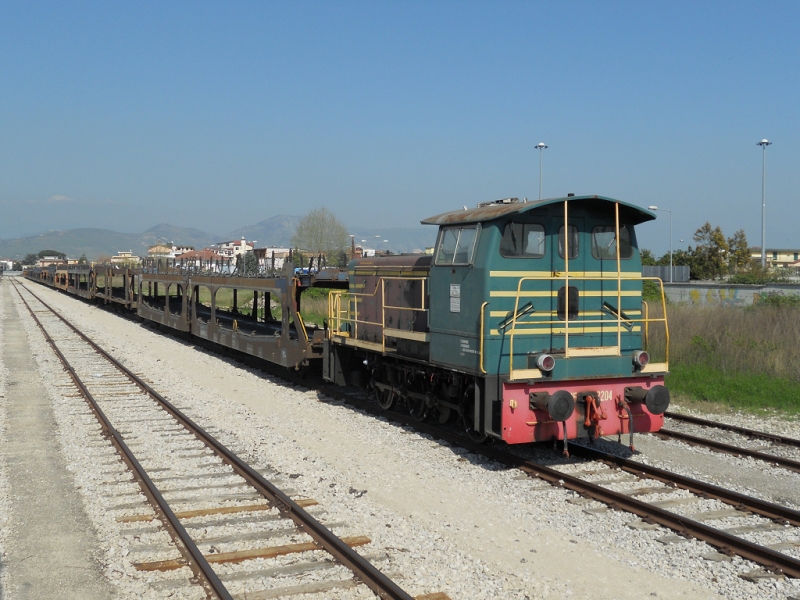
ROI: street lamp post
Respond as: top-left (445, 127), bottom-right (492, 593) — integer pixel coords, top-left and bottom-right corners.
top-left (536, 142), bottom-right (548, 200)
top-left (648, 205), bottom-right (673, 283)
top-left (757, 139), bottom-right (772, 269)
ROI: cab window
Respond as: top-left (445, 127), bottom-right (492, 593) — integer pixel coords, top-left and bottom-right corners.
top-left (435, 226), bottom-right (479, 265)
top-left (591, 225), bottom-right (632, 259)
top-left (558, 225), bottom-right (579, 259)
top-left (500, 223), bottom-right (545, 258)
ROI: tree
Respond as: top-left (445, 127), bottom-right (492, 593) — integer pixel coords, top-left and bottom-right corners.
top-left (640, 249), bottom-right (657, 266)
top-left (12, 261), bottom-right (22, 271)
top-left (290, 208), bottom-right (349, 267)
top-left (235, 251), bottom-right (259, 276)
top-left (726, 229), bottom-right (750, 272)
top-left (38, 249), bottom-right (66, 259)
top-left (690, 222), bottom-right (728, 280)
top-left (78, 254), bottom-right (88, 265)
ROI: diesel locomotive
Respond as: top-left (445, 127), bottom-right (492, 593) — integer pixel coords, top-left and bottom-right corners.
top-left (324, 195), bottom-right (670, 446)
top-left (23, 194), bottom-right (670, 448)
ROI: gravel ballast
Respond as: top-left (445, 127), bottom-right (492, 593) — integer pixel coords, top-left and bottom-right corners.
top-left (5, 277), bottom-right (800, 599)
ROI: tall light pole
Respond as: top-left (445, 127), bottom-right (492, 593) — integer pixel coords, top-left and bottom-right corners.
top-left (536, 142), bottom-right (548, 200)
top-left (648, 205), bottom-right (673, 283)
top-left (757, 139), bottom-right (772, 269)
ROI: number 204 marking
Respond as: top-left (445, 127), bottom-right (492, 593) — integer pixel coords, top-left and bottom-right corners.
top-left (598, 390), bottom-right (613, 402)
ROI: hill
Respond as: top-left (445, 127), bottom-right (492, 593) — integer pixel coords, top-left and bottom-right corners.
top-left (223, 215), bottom-right (301, 248)
top-left (0, 217), bottom-right (437, 260)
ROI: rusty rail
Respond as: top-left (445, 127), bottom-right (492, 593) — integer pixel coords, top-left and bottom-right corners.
top-left (655, 428), bottom-right (800, 474)
top-left (665, 411), bottom-right (800, 449)
top-left (14, 279), bottom-right (415, 600)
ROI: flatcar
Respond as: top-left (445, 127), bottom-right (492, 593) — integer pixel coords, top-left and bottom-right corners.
top-left (21, 193), bottom-right (670, 449)
top-left (323, 195), bottom-right (670, 447)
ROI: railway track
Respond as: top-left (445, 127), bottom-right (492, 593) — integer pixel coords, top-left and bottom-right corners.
top-left (11, 279), bottom-right (440, 600)
top-left (14, 277), bottom-right (800, 588)
top-left (655, 412), bottom-right (800, 474)
top-left (336, 398), bottom-right (800, 581)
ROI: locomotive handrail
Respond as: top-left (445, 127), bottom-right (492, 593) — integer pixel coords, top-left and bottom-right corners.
top-left (327, 276), bottom-right (428, 351)
top-left (506, 274), bottom-right (669, 381)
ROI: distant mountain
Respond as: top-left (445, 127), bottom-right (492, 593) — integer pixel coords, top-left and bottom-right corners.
top-left (0, 225), bottom-right (218, 261)
top-left (140, 224), bottom-right (218, 250)
top-left (0, 228), bottom-right (142, 261)
top-left (225, 215), bottom-right (436, 254)
top-left (223, 215), bottom-right (301, 248)
top-left (0, 216), bottom-right (439, 260)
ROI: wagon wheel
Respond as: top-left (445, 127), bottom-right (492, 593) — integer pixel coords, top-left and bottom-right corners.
top-left (378, 387), bottom-right (396, 410)
top-left (462, 384), bottom-right (487, 443)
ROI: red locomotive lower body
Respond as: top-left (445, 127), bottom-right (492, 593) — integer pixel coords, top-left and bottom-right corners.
top-left (500, 376), bottom-right (668, 446)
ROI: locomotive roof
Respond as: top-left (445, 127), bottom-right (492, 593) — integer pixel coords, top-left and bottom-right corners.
top-left (420, 195), bottom-right (656, 226)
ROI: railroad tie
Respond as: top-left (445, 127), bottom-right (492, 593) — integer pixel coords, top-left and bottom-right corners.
top-left (133, 535), bottom-right (371, 571)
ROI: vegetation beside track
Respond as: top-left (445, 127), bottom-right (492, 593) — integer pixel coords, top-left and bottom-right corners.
top-left (659, 302), bottom-right (800, 415)
top-left (300, 287), bottom-right (338, 326)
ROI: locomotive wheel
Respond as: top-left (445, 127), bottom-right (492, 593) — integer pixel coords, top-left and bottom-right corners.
top-left (378, 387), bottom-right (396, 410)
top-left (407, 395), bottom-right (429, 421)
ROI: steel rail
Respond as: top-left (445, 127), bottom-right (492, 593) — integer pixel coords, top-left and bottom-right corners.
top-left (655, 428), bottom-right (800, 474)
top-left (11, 281), bottom-right (233, 600)
top-left (666, 411), bottom-right (800, 449)
top-left (15, 279), bottom-right (414, 600)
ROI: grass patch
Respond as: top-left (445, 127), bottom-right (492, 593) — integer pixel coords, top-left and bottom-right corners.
top-left (666, 362), bottom-right (800, 415)
top-left (299, 287), bottom-right (344, 327)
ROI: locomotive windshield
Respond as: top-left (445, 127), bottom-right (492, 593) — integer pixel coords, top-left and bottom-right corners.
top-left (591, 225), bottom-right (633, 259)
top-left (435, 225), bottom-right (479, 265)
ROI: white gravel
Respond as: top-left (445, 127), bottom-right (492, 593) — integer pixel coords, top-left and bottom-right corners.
top-left (8, 278), bottom-right (800, 599)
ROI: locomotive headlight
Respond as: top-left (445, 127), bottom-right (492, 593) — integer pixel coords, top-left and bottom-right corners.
top-left (632, 350), bottom-right (649, 369)
top-left (536, 354), bottom-right (555, 372)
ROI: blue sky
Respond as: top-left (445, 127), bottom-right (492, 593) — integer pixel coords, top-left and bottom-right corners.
top-left (1, 1), bottom-right (798, 255)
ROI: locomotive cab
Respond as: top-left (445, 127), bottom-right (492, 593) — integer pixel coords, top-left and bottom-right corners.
top-left (423, 195), bottom-right (670, 444)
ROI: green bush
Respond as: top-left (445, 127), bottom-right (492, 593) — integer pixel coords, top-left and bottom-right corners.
top-left (755, 291), bottom-right (800, 309)
top-left (642, 280), bottom-right (665, 303)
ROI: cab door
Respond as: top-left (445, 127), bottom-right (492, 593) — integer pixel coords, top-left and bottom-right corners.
top-left (428, 224), bottom-right (482, 372)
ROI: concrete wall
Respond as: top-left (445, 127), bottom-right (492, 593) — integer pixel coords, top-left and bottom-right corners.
top-left (643, 265), bottom-right (690, 283)
top-left (663, 283), bottom-right (800, 306)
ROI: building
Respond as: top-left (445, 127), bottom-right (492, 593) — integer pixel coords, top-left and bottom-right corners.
top-left (110, 251), bottom-right (141, 266)
top-left (750, 248), bottom-right (800, 269)
top-left (147, 243), bottom-right (195, 259)
top-left (36, 256), bottom-right (75, 267)
top-left (215, 238), bottom-right (254, 259)
top-left (253, 247), bottom-right (290, 271)
top-left (175, 249), bottom-right (225, 269)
